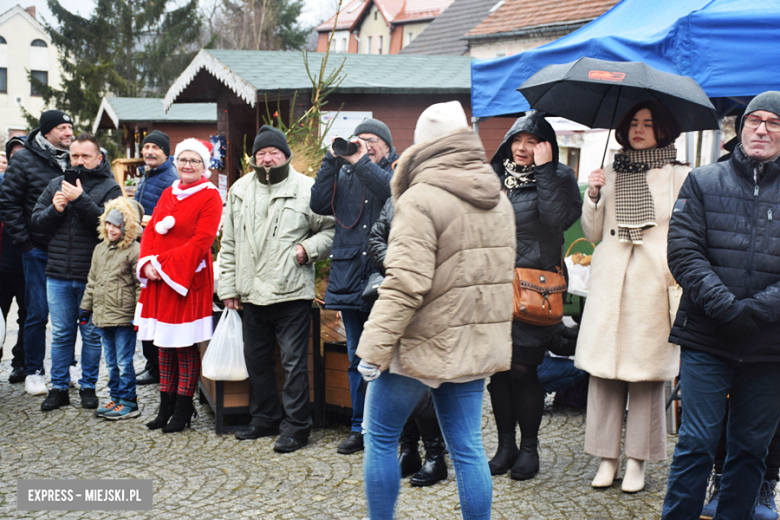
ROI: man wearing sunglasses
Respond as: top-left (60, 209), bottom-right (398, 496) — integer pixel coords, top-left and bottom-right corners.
top-left (310, 118), bottom-right (398, 455)
top-left (663, 91), bottom-right (780, 519)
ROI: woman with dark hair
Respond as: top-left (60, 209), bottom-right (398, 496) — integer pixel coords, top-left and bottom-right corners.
top-left (575, 100), bottom-right (690, 493)
top-left (137, 138), bottom-right (222, 433)
top-left (486, 112), bottom-right (582, 481)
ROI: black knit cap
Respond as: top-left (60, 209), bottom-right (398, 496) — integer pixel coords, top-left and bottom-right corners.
top-left (353, 118), bottom-right (392, 148)
top-left (39, 110), bottom-right (72, 136)
top-left (141, 130), bottom-right (170, 158)
top-left (252, 125), bottom-right (291, 158)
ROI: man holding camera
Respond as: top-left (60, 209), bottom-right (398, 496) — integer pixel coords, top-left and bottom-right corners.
top-left (0, 110), bottom-right (74, 395)
top-left (30, 133), bottom-right (122, 411)
top-left (310, 118), bottom-right (398, 454)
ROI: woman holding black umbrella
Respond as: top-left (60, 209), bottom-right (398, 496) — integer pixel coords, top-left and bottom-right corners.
top-left (574, 100), bottom-right (690, 493)
top-left (486, 112), bottom-right (582, 480)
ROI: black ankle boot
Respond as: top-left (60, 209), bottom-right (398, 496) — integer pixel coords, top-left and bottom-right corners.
top-left (146, 392), bottom-right (176, 430)
top-left (410, 437), bottom-right (448, 487)
top-left (489, 433), bottom-right (520, 476)
top-left (510, 438), bottom-right (539, 480)
top-left (161, 395), bottom-right (196, 433)
top-left (399, 434), bottom-right (422, 477)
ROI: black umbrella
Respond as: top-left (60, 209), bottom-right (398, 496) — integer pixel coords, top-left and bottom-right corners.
top-left (518, 57), bottom-right (719, 165)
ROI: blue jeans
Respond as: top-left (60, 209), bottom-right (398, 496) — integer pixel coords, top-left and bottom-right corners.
top-left (97, 326), bottom-right (137, 401)
top-left (662, 348), bottom-right (780, 520)
top-left (341, 309), bottom-right (370, 432)
top-left (537, 356), bottom-right (586, 394)
top-left (364, 374), bottom-right (491, 519)
top-left (22, 247), bottom-right (49, 375)
top-left (46, 278), bottom-right (102, 391)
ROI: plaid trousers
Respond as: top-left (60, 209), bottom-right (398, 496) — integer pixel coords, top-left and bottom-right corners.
top-left (158, 345), bottom-right (201, 397)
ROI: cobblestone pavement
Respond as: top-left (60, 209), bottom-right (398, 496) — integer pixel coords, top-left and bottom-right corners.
top-left (1, 302), bottom-right (677, 519)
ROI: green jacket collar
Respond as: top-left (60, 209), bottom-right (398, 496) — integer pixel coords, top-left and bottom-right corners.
top-left (250, 156), bottom-right (291, 185)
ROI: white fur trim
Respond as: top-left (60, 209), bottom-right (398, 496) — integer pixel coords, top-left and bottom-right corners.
top-left (171, 179), bottom-right (219, 199)
top-left (175, 138), bottom-right (211, 177)
top-left (136, 256), bottom-right (156, 287)
top-left (155, 215), bottom-right (176, 234)
top-left (136, 315), bottom-right (213, 347)
top-left (151, 257), bottom-right (188, 297)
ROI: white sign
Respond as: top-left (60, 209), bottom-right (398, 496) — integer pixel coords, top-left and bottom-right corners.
top-left (320, 111), bottom-right (373, 148)
top-left (218, 174), bottom-right (228, 202)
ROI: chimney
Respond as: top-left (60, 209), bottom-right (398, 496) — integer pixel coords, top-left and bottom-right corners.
top-left (25, 6), bottom-right (36, 19)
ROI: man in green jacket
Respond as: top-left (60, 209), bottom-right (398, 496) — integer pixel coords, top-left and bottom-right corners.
top-left (218, 125), bottom-right (335, 453)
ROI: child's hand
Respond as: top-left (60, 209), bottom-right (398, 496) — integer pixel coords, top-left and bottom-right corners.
top-left (78, 310), bottom-right (91, 326)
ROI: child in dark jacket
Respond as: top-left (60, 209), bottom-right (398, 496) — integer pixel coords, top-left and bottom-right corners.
top-left (80, 197), bottom-right (143, 419)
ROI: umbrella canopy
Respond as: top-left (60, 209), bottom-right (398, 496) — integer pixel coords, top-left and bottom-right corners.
top-left (518, 57), bottom-right (719, 132)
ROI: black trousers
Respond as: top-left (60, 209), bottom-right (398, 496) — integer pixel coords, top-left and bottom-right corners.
top-left (141, 340), bottom-right (159, 375)
top-left (243, 300), bottom-right (312, 439)
top-left (0, 271), bottom-right (25, 368)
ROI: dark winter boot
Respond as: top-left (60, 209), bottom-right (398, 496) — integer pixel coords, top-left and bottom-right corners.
top-left (410, 437), bottom-right (448, 487)
top-left (162, 395), bottom-right (197, 433)
top-left (146, 392), bottom-right (176, 430)
top-left (489, 433), bottom-right (520, 476)
top-left (510, 438), bottom-right (539, 481)
top-left (399, 433), bottom-right (422, 477)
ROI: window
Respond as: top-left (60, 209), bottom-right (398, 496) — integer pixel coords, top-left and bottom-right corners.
top-left (340, 37), bottom-right (347, 53)
top-left (377, 36), bottom-right (383, 54)
top-left (374, 11), bottom-right (377, 20)
top-left (30, 70), bottom-right (47, 96)
top-left (0, 68), bottom-right (6, 93)
top-left (31, 39), bottom-right (47, 47)
top-left (407, 33), bottom-right (413, 46)
top-left (367, 36), bottom-right (372, 54)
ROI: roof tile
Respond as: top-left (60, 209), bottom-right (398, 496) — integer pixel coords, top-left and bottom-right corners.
top-left (399, 0), bottom-right (497, 55)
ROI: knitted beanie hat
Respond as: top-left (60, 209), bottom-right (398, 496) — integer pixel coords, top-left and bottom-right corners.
top-left (141, 130), bottom-right (171, 158)
top-left (174, 138), bottom-right (213, 179)
top-left (354, 118), bottom-right (393, 148)
top-left (745, 91), bottom-right (780, 119)
top-left (252, 125), bottom-right (291, 158)
top-left (414, 101), bottom-right (469, 145)
top-left (105, 209), bottom-right (125, 239)
top-left (39, 110), bottom-right (73, 136)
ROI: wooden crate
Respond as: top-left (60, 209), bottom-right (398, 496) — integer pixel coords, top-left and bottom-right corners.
top-left (198, 306), bottom-right (323, 434)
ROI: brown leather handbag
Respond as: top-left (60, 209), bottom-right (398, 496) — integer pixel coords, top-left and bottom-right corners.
top-left (512, 267), bottom-right (567, 326)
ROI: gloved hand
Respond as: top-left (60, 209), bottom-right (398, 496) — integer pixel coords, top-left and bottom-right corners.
top-left (720, 306), bottom-right (760, 339)
top-left (358, 359), bottom-right (381, 382)
top-left (78, 310), bottom-right (92, 326)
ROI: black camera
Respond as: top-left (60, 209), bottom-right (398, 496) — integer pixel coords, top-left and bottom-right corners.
top-left (333, 137), bottom-right (359, 157)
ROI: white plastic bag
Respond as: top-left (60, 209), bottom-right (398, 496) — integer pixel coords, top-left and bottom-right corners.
top-left (202, 309), bottom-right (248, 381)
top-left (565, 257), bottom-right (591, 297)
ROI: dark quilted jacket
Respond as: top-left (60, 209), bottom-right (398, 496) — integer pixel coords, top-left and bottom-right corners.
top-left (135, 156), bottom-right (178, 216)
top-left (30, 157), bottom-right (123, 281)
top-left (0, 128), bottom-right (68, 252)
top-left (489, 114), bottom-right (582, 347)
top-left (368, 197), bottom-right (394, 275)
top-left (668, 145), bottom-right (780, 362)
top-left (310, 148), bottom-right (398, 311)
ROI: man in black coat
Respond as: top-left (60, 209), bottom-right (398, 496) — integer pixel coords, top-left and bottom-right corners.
top-left (0, 110), bottom-right (73, 396)
top-left (662, 91), bottom-right (780, 520)
top-left (30, 133), bottom-right (122, 412)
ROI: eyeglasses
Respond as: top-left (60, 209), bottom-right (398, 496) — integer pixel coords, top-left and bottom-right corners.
top-left (177, 158), bottom-right (203, 166)
top-left (744, 116), bottom-right (780, 133)
top-left (358, 137), bottom-right (379, 145)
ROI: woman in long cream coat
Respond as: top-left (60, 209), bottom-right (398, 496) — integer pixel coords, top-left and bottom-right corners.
top-left (574, 101), bottom-right (691, 493)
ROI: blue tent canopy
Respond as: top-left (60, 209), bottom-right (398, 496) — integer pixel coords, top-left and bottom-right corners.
top-left (470, 0), bottom-right (780, 119)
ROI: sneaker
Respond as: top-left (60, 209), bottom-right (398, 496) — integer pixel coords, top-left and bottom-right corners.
top-left (69, 365), bottom-right (81, 389)
top-left (103, 400), bottom-right (141, 421)
top-left (25, 372), bottom-right (48, 396)
top-left (700, 472), bottom-right (721, 520)
top-left (41, 388), bottom-right (70, 411)
top-left (79, 388), bottom-right (99, 409)
top-left (755, 479), bottom-right (779, 520)
top-left (94, 400), bottom-right (119, 418)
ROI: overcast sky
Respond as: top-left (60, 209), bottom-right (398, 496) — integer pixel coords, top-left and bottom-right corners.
top-left (21, 0), bottom-right (337, 29)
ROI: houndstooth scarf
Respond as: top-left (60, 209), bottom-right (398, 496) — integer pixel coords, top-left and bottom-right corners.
top-left (613, 145), bottom-right (677, 244)
top-left (503, 159), bottom-right (535, 190)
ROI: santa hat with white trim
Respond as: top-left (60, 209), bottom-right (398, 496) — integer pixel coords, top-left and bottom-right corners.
top-left (174, 138), bottom-right (213, 179)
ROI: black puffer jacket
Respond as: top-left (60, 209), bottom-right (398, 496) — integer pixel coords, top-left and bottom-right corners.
top-left (0, 128), bottom-right (68, 252)
top-left (30, 157), bottom-right (122, 281)
top-left (368, 197), bottom-right (394, 275)
top-left (490, 113), bottom-right (582, 347)
top-left (668, 144), bottom-right (780, 362)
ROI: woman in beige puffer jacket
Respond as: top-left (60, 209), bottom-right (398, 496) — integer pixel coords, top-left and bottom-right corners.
top-left (356, 101), bottom-right (516, 519)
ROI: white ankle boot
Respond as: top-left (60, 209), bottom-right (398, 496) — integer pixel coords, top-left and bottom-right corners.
top-left (592, 457), bottom-right (622, 488)
top-left (622, 458), bottom-right (646, 493)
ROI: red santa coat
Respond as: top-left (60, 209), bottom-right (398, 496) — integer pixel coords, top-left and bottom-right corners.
top-left (136, 178), bottom-right (222, 347)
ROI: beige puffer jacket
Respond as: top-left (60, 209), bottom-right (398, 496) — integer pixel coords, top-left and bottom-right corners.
top-left (81, 197), bottom-right (143, 328)
top-left (356, 129), bottom-right (516, 381)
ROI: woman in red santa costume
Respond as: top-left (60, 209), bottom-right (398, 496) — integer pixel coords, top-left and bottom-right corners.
top-left (137, 138), bottom-right (222, 433)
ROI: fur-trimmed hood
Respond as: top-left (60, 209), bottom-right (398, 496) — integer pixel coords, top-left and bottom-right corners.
top-left (98, 196), bottom-right (144, 249)
top-left (390, 128), bottom-right (501, 210)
